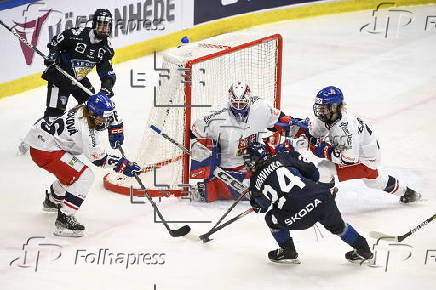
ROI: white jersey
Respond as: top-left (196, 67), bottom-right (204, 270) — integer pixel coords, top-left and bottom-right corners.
top-left (309, 111), bottom-right (380, 169)
top-left (192, 97), bottom-right (281, 168)
top-left (24, 107), bottom-right (107, 163)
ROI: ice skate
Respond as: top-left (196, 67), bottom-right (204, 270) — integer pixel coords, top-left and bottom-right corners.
top-left (42, 190), bottom-right (59, 212)
top-left (54, 209), bottom-right (85, 237)
top-left (345, 249), bottom-right (374, 265)
top-left (268, 247), bottom-right (301, 264)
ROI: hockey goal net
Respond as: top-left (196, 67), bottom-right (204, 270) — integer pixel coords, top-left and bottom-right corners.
top-left (104, 33), bottom-right (282, 196)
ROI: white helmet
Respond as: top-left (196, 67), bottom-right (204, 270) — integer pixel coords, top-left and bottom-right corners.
top-left (228, 81), bottom-right (252, 122)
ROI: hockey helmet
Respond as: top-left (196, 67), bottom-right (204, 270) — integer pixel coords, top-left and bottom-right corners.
top-left (86, 93), bottom-right (114, 130)
top-left (243, 142), bottom-right (270, 171)
top-left (92, 9), bottom-right (112, 39)
top-left (228, 82), bottom-right (252, 122)
top-left (313, 86), bottom-right (344, 123)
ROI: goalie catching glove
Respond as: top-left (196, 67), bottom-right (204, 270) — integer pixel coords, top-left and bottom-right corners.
top-left (273, 116), bottom-right (309, 137)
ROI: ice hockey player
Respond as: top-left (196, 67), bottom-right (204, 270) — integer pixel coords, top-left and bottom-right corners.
top-left (23, 93), bottom-right (141, 237)
top-left (244, 142), bottom-right (374, 264)
top-left (42, 9), bottom-right (116, 118)
top-left (299, 86), bottom-right (421, 203)
top-left (190, 81), bottom-right (294, 202)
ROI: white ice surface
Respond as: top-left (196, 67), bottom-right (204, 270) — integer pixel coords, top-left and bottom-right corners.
top-left (1, 5), bottom-right (436, 290)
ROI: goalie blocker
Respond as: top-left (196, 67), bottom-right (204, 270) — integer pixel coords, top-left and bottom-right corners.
top-left (189, 138), bottom-right (248, 202)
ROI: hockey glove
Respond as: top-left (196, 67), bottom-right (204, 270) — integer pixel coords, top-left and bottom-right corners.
top-left (108, 122), bottom-right (124, 149)
top-left (313, 141), bottom-right (333, 160)
top-left (115, 157), bottom-right (141, 177)
top-left (44, 52), bottom-right (59, 67)
top-left (275, 139), bottom-right (294, 153)
top-left (99, 87), bottom-right (114, 98)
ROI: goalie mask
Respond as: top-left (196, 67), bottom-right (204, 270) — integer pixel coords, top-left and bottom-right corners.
top-left (86, 93), bottom-right (115, 131)
top-left (313, 86), bottom-right (344, 124)
top-left (228, 82), bottom-right (252, 122)
top-left (243, 142), bottom-right (271, 172)
top-left (92, 9), bottom-right (112, 39)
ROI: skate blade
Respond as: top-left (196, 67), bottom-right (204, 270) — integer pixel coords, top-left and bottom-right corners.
top-left (270, 258), bottom-right (301, 264)
top-left (53, 227), bottom-right (84, 237)
top-left (42, 207), bottom-right (59, 213)
top-left (347, 258), bottom-right (375, 266)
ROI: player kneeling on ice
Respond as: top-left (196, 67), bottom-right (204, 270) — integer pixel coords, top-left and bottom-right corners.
top-left (295, 86), bottom-right (420, 203)
top-left (190, 81), bottom-right (294, 202)
top-left (244, 142), bottom-right (374, 264)
top-left (23, 93), bottom-right (141, 237)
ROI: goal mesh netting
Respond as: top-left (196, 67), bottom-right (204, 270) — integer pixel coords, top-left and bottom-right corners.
top-left (104, 33), bottom-right (282, 196)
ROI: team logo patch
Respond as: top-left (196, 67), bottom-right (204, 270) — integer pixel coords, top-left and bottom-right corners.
top-left (60, 154), bottom-right (85, 172)
top-left (236, 134), bottom-right (257, 156)
top-left (71, 59), bottom-right (96, 81)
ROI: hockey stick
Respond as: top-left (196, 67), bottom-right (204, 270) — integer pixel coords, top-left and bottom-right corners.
top-left (150, 125), bottom-right (191, 154)
top-left (369, 213), bottom-right (436, 242)
top-left (0, 19), bottom-right (93, 96)
top-left (149, 125), bottom-right (254, 240)
top-left (199, 167), bottom-right (253, 243)
top-left (199, 208), bottom-right (255, 242)
top-left (118, 146), bottom-right (191, 237)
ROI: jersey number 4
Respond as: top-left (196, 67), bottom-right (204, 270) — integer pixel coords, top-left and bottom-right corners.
top-left (262, 167), bottom-right (305, 207)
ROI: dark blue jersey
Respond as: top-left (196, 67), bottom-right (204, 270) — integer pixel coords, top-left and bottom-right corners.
top-left (249, 151), bottom-right (326, 209)
top-left (43, 27), bottom-right (115, 89)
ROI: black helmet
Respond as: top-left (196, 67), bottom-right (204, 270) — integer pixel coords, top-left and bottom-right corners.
top-left (92, 9), bottom-right (112, 39)
top-left (243, 142), bottom-right (270, 171)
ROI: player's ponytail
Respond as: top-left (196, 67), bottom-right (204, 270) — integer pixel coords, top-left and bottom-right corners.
top-left (72, 104), bottom-right (97, 129)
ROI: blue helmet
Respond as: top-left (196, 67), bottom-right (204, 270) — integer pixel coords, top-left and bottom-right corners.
top-left (315, 86), bottom-right (343, 105)
top-left (243, 142), bottom-right (270, 171)
top-left (313, 86), bottom-right (344, 123)
top-left (86, 93), bottom-right (114, 130)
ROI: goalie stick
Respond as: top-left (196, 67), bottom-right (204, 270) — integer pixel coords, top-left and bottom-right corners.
top-left (369, 213), bottom-right (436, 242)
top-left (149, 125), bottom-right (254, 240)
top-left (150, 125), bottom-right (191, 154)
top-left (0, 19), bottom-right (93, 96)
top-left (118, 147), bottom-right (191, 237)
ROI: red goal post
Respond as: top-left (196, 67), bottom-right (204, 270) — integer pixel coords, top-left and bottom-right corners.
top-left (104, 33), bottom-right (283, 196)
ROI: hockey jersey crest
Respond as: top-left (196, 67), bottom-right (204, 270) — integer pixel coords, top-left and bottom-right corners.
top-left (71, 59), bottom-right (96, 81)
top-left (192, 98), bottom-right (280, 168)
top-left (309, 111), bottom-right (380, 168)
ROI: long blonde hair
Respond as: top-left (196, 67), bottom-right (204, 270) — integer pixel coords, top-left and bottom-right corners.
top-left (71, 104), bottom-right (98, 129)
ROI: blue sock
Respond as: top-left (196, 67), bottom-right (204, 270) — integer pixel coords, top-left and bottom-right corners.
top-left (271, 228), bottom-right (290, 244)
top-left (340, 224), bottom-right (359, 246)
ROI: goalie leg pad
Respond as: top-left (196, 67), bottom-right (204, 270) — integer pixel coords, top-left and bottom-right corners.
top-left (203, 170), bottom-right (247, 202)
top-left (190, 138), bottom-right (220, 179)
